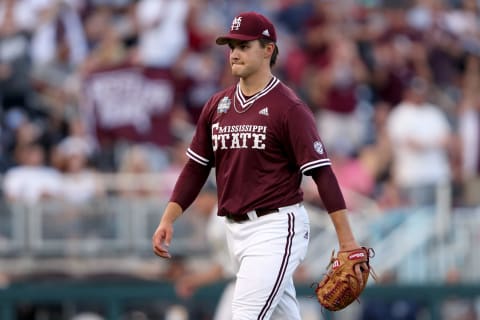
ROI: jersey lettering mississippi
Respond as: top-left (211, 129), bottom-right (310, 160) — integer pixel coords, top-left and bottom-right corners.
top-left (211, 123), bottom-right (267, 151)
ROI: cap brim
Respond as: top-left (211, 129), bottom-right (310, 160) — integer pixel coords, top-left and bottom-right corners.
top-left (215, 34), bottom-right (259, 45)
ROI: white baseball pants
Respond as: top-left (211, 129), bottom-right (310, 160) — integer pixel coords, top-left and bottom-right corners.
top-left (225, 203), bottom-right (310, 320)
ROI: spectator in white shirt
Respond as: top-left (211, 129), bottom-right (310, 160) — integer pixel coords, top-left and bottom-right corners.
top-left (56, 138), bottom-right (104, 204)
top-left (133, 0), bottom-right (189, 68)
top-left (3, 143), bottom-right (63, 204)
top-left (387, 77), bottom-right (453, 206)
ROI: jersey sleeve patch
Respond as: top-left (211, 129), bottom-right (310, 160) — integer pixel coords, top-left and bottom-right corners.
top-left (186, 148), bottom-right (210, 166)
top-left (300, 159), bottom-right (331, 174)
top-left (313, 141), bottom-right (324, 154)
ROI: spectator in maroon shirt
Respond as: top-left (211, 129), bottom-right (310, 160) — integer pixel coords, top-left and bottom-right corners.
top-left (307, 34), bottom-right (370, 155)
top-left (370, 8), bottom-right (431, 107)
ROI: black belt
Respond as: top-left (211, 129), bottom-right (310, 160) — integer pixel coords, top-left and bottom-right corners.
top-left (226, 208), bottom-right (280, 223)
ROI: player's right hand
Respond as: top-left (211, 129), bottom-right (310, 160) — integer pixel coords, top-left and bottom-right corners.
top-left (152, 222), bottom-right (173, 259)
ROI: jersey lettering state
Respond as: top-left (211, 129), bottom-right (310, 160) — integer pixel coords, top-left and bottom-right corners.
top-left (188, 77), bottom-right (331, 216)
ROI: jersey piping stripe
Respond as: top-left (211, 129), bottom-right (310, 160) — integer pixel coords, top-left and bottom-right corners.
top-left (242, 78), bottom-right (279, 106)
top-left (235, 77), bottom-right (280, 108)
top-left (236, 76), bottom-right (278, 105)
top-left (257, 212), bottom-right (295, 320)
top-left (300, 159), bottom-right (331, 174)
top-left (186, 148), bottom-right (209, 166)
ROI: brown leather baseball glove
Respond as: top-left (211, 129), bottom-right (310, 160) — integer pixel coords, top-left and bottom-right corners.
top-left (314, 247), bottom-right (375, 311)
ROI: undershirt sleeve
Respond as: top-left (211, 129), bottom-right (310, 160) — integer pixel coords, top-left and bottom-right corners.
top-left (170, 159), bottom-right (212, 211)
top-left (310, 166), bottom-right (347, 213)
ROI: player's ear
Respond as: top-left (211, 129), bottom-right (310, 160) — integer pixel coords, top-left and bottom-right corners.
top-left (264, 42), bottom-right (275, 58)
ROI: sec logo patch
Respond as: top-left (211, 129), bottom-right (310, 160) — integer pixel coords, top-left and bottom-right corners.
top-left (313, 141), bottom-right (324, 154)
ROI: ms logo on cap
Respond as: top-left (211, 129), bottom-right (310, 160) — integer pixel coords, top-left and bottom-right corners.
top-left (231, 16), bottom-right (242, 31)
top-left (215, 11), bottom-right (277, 45)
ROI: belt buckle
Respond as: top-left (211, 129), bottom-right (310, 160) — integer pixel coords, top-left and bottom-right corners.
top-left (227, 208), bottom-right (279, 223)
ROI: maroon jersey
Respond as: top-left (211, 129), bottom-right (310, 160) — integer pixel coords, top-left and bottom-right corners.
top-left (188, 77), bottom-right (331, 216)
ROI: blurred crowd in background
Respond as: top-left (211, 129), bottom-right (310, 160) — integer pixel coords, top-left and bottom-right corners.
top-left (1, 0), bottom-right (480, 210)
top-left (1, 0), bottom-right (480, 319)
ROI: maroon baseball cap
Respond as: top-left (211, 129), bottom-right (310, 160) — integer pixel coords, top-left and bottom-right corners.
top-left (216, 12), bottom-right (277, 45)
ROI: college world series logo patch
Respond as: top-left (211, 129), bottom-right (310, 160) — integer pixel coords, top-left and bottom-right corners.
top-left (217, 97), bottom-right (231, 114)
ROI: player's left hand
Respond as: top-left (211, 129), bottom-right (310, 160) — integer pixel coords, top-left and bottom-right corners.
top-left (354, 260), bottom-right (370, 288)
top-left (339, 243), bottom-right (369, 287)
top-left (152, 222), bottom-right (173, 259)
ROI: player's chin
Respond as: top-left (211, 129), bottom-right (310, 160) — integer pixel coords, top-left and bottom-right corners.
top-left (231, 64), bottom-right (243, 76)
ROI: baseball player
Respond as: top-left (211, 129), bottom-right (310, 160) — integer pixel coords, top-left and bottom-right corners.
top-left (152, 11), bottom-right (367, 320)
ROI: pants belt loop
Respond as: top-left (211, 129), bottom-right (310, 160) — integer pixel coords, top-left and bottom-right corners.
top-left (247, 210), bottom-right (258, 220)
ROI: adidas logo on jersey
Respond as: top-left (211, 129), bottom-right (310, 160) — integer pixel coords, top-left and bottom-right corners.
top-left (258, 107), bottom-right (269, 116)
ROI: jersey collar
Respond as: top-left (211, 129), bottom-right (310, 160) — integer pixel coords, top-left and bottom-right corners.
top-left (235, 76), bottom-right (280, 109)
